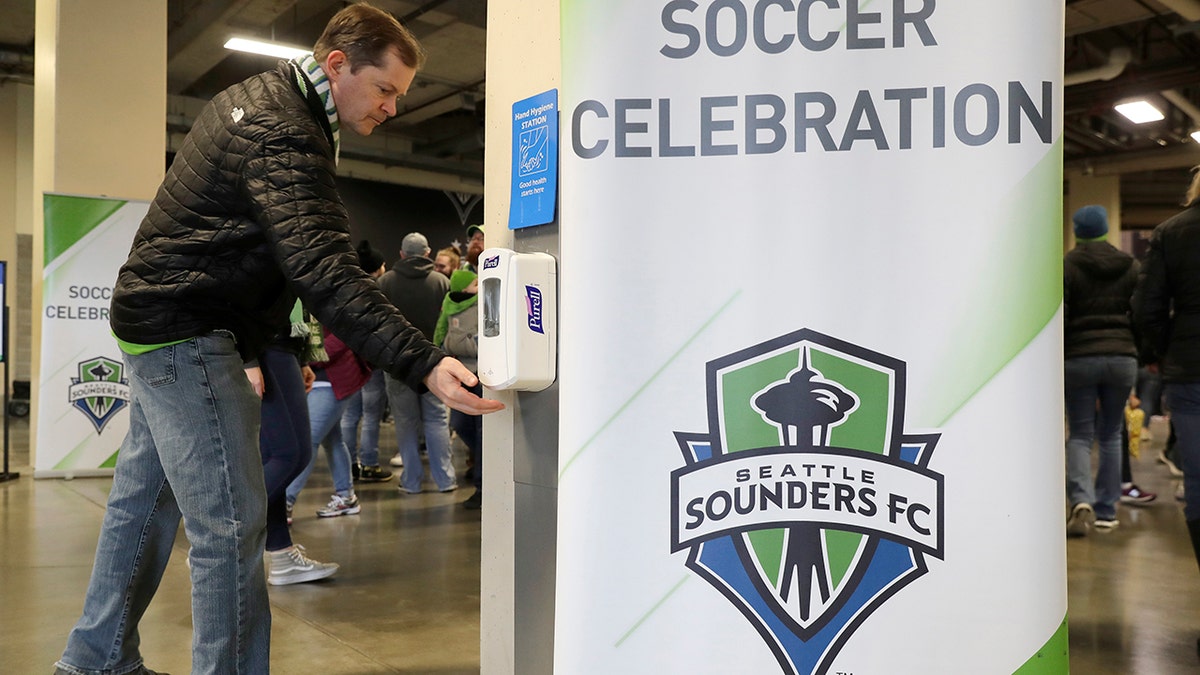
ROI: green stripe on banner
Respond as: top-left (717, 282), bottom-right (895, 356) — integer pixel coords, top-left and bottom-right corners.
top-left (43, 194), bottom-right (126, 266)
top-left (1013, 616), bottom-right (1069, 673)
top-left (925, 138), bottom-right (1064, 426)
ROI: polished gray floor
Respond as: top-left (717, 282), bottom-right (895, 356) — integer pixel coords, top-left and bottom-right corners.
top-left (1, 418), bottom-right (483, 674)
top-left (3, 416), bottom-right (1200, 673)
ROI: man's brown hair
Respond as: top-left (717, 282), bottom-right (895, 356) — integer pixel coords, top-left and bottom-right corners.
top-left (313, 3), bottom-right (426, 72)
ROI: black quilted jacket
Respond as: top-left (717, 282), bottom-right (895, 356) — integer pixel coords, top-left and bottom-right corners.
top-left (1063, 240), bottom-right (1139, 360)
top-left (110, 61), bottom-right (444, 390)
top-left (1135, 203), bottom-right (1200, 381)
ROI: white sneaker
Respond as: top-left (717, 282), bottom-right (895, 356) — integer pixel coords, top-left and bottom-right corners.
top-left (268, 545), bottom-right (338, 586)
top-left (316, 493), bottom-right (361, 517)
top-left (1066, 503), bottom-right (1095, 537)
top-left (389, 455), bottom-right (404, 467)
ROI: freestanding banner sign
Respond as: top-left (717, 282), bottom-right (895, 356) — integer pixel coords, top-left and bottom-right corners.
top-left (36, 194), bottom-right (146, 476)
top-left (556, 2), bottom-right (1065, 674)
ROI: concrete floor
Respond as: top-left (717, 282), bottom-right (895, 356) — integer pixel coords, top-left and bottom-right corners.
top-left (3, 416), bottom-right (1200, 674)
top-left (1, 418), bottom-right (483, 674)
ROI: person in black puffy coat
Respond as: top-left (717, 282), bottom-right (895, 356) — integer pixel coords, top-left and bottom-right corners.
top-left (55, 6), bottom-right (502, 675)
top-left (1134, 168), bottom-right (1200, 619)
top-left (1063, 205), bottom-right (1139, 538)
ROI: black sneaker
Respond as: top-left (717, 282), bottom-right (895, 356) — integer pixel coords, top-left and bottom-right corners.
top-left (358, 465), bottom-right (393, 482)
top-left (462, 489), bottom-right (482, 510)
top-left (352, 462), bottom-right (362, 481)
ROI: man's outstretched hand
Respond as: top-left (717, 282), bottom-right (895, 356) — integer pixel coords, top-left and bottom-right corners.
top-left (424, 357), bottom-right (505, 415)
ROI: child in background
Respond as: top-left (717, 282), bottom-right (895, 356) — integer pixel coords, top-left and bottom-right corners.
top-left (1127, 393), bottom-right (1146, 459)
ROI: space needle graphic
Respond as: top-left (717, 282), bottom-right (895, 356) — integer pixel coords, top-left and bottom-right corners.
top-left (752, 346), bottom-right (859, 625)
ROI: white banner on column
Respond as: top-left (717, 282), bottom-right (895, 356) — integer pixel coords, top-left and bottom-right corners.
top-left (36, 194), bottom-right (146, 476)
top-left (557, 3), bottom-right (1065, 674)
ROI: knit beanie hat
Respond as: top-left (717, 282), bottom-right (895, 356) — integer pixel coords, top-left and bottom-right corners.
top-left (449, 268), bottom-right (477, 293)
top-left (401, 232), bottom-right (429, 256)
top-left (1072, 205), bottom-right (1109, 240)
top-left (356, 240), bottom-right (386, 271)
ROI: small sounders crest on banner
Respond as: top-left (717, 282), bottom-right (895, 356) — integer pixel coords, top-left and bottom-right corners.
top-left (68, 356), bottom-right (131, 434)
top-left (670, 328), bottom-right (945, 675)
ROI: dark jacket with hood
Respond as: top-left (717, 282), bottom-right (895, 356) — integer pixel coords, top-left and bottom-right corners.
top-left (109, 61), bottom-right (443, 391)
top-left (1134, 203), bottom-right (1200, 381)
top-left (378, 256), bottom-right (449, 341)
top-left (1063, 239), bottom-right (1139, 360)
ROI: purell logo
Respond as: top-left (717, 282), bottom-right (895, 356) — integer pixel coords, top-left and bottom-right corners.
top-left (482, 255), bottom-right (501, 270)
top-left (670, 328), bottom-right (944, 675)
top-left (525, 285), bottom-right (544, 334)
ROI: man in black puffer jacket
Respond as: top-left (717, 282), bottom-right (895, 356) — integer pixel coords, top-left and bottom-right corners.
top-left (55, 6), bottom-right (502, 675)
top-left (1063, 205), bottom-right (1139, 538)
top-left (1135, 169), bottom-right (1200, 634)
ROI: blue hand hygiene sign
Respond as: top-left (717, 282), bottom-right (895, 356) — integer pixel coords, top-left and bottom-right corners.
top-left (509, 89), bottom-right (558, 229)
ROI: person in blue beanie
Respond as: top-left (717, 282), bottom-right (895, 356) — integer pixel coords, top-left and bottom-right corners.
top-left (1064, 204), bottom-right (1140, 536)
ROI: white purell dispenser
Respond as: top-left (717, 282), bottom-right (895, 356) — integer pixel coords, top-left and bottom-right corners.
top-left (476, 248), bottom-right (557, 391)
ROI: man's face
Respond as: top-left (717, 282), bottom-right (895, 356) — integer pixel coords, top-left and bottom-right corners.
top-left (467, 231), bottom-right (485, 256)
top-left (434, 254), bottom-right (454, 277)
top-left (326, 48), bottom-right (417, 136)
top-left (466, 232), bottom-right (485, 266)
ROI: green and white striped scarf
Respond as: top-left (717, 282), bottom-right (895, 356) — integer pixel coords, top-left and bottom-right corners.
top-left (291, 53), bottom-right (340, 164)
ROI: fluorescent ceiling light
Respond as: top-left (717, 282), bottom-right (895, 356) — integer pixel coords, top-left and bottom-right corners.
top-left (1114, 100), bottom-right (1165, 124)
top-left (224, 37), bottom-right (308, 60)
top-left (1192, 130), bottom-right (1200, 144)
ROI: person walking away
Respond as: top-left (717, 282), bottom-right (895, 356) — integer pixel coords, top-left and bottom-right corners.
top-left (1134, 167), bottom-right (1200, 653)
top-left (1063, 205), bottom-right (1139, 536)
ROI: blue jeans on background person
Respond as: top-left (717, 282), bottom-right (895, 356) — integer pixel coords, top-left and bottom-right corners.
top-left (56, 332), bottom-right (269, 675)
top-left (451, 381), bottom-right (483, 491)
top-left (1137, 366), bottom-right (1165, 427)
top-left (259, 347), bottom-right (311, 551)
top-left (386, 374), bottom-right (456, 492)
top-left (1065, 355), bottom-right (1138, 520)
top-left (286, 383), bottom-right (354, 504)
top-left (1167, 383), bottom-right (1200, 522)
top-left (340, 368), bottom-right (386, 467)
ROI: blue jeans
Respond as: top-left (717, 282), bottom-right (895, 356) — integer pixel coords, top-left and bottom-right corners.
top-left (1137, 366), bottom-right (1165, 426)
top-left (451, 382), bottom-right (483, 490)
top-left (259, 347), bottom-right (311, 551)
top-left (286, 384), bottom-right (354, 503)
top-left (57, 332), bottom-right (269, 675)
top-left (1167, 383), bottom-right (1200, 522)
top-left (386, 375), bottom-right (455, 492)
top-left (1065, 355), bottom-right (1137, 520)
top-left (340, 368), bottom-right (386, 466)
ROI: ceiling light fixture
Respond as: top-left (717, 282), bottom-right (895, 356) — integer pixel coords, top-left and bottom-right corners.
top-left (223, 37), bottom-right (308, 60)
top-left (1114, 100), bottom-right (1165, 124)
top-left (1192, 130), bottom-right (1200, 144)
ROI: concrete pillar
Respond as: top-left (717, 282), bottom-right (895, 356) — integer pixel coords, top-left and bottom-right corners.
top-left (481, 2), bottom-right (561, 674)
top-left (32, 0), bottom-right (165, 466)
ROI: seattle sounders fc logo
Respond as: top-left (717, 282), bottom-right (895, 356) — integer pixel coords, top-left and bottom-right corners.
top-left (670, 329), bottom-right (944, 675)
top-left (68, 356), bottom-right (131, 434)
